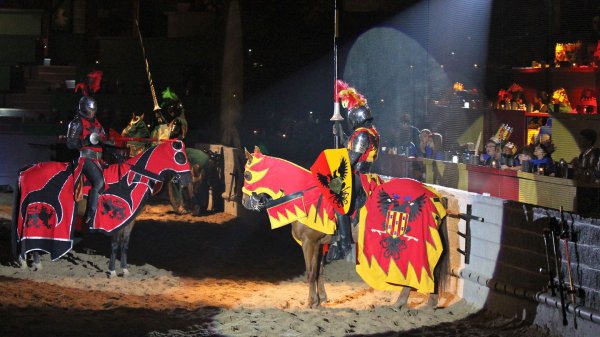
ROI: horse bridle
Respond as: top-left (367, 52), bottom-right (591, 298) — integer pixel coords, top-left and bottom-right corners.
top-left (247, 189), bottom-right (313, 212)
top-left (248, 192), bottom-right (270, 211)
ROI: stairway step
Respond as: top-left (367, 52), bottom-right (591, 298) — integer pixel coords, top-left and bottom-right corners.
top-left (31, 65), bottom-right (77, 76)
top-left (7, 102), bottom-right (51, 110)
top-left (35, 74), bottom-right (76, 83)
top-left (25, 86), bottom-right (52, 94)
top-left (7, 93), bottom-right (52, 105)
top-left (26, 79), bottom-right (51, 86)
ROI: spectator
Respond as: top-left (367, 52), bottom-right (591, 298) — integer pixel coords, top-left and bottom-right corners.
top-left (573, 128), bottom-right (600, 181)
top-left (479, 139), bottom-right (500, 166)
top-left (408, 128), bottom-right (433, 158)
top-left (429, 132), bottom-right (444, 160)
top-left (531, 142), bottom-right (556, 176)
top-left (505, 145), bottom-right (534, 171)
top-left (500, 142), bottom-right (517, 167)
top-left (391, 113), bottom-right (420, 153)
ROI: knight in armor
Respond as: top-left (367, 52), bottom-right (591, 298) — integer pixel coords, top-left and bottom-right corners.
top-left (151, 87), bottom-right (187, 142)
top-left (327, 81), bottom-right (380, 262)
top-left (153, 87), bottom-right (197, 214)
top-left (66, 96), bottom-right (106, 226)
top-left (121, 110), bottom-right (150, 157)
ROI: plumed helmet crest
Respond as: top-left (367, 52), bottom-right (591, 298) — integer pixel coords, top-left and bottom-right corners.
top-left (161, 87), bottom-right (180, 103)
top-left (336, 80), bottom-right (367, 110)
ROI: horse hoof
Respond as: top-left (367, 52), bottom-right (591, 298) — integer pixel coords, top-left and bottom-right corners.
top-left (108, 270), bottom-right (117, 278)
top-left (121, 269), bottom-right (130, 277)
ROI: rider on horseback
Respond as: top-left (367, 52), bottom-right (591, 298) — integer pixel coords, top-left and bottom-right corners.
top-left (327, 81), bottom-right (380, 262)
top-left (152, 87), bottom-right (187, 142)
top-left (66, 96), bottom-right (107, 227)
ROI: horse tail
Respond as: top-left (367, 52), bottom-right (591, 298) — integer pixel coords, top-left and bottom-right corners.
top-left (10, 175), bottom-right (23, 261)
top-left (434, 198), bottom-right (451, 295)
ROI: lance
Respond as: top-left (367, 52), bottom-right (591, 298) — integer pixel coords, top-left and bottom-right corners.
top-left (330, 0), bottom-right (344, 149)
top-left (135, 19), bottom-right (161, 112)
top-left (541, 228), bottom-right (556, 296)
top-left (559, 206), bottom-right (578, 329)
top-left (113, 136), bottom-right (178, 143)
top-left (551, 217), bottom-right (569, 326)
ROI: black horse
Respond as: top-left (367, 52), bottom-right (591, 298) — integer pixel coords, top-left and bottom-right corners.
top-left (12, 141), bottom-right (192, 277)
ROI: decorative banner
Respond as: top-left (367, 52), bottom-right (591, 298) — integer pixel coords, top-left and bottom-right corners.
top-left (310, 148), bottom-right (352, 215)
top-left (266, 194), bottom-right (307, 229)
top-left (356, 178), bottom-right (446, 293)
top-left (17, 161), bottom-right (82, 260)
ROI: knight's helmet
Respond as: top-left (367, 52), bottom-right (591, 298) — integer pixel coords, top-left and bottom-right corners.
top-left (78, 96), bottom-right (97, 119)
top-left (160, 87), bottom-right (184, 123)
top-left (336, 80), bottom-right (372, 130)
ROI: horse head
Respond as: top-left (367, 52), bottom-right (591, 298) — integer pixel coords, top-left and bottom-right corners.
top-left (132, 140), bottom-right (192, 187)
top-left (241, 146), bottom-right (311, 212)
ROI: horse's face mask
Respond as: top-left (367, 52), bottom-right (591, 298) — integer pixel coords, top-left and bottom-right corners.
top-left (241, 146), bottom-right (269, 211)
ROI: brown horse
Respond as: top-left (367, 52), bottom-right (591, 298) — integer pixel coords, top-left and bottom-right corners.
top-left (241, 147), bottom-right (449, 308)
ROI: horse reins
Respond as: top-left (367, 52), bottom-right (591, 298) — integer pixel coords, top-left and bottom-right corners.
top-left (249, 186), bottom-right (317, 211)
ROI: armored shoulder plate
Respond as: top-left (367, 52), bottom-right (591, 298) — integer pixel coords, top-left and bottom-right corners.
top-left (350, 132), bottom-right (370, 154)
top-left (66, 117), bottom-right (83, 150)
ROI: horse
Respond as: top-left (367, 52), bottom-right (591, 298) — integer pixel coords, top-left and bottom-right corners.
top-left (241, 147), bottom-right (449, 308)
top-left (168, 147), bottom-right (224, 215)
top-left (120, 114), bottom-right (222, 216)
top-left (11, 140), bottom-right (192, 277)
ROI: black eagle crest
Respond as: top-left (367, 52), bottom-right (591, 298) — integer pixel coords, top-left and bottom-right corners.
top-left (377, 190), bottom-right (426, 223)
top-left (316, 156), bottom-right (350, 209)
top-left (375, 190), bottom-right (427, 260)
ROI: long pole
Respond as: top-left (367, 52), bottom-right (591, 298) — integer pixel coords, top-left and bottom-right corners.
top-left (330, 0), bottom-right (343, 149)
top-left (542, 228), bottom-right (556, 296)
top-left (135, 19), bottom-right (161, 112)
top-left (551, 219), bottom-right (569, 326)
top-left (560, 206), bottom-right (578, 329)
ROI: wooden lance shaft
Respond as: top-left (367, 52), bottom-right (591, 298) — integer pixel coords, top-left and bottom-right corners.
top-left (330, 0), bottom-right (344, 149)
top-left (559, 206), bottom-right (578, 329)
top-left (135, 19), bottom-right (161, 112)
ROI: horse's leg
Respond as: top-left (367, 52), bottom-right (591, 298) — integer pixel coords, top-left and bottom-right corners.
top-left (293, 221), bottom-right (320, 308)
top-left (394, 287), bottom-right (412, 308)
top-left (301, 240), bottom-right (320, 308)
top-left (108, 234), bottom-right (119, 278)
top-left (425, 210), bottom-right (450, 309)
top-left (119, 221), bottom-right (135, 277)
top-left (316, 243), bottom-right (327, 304)
top-left (32, 251), bottom-right (42, 271)
top-left (18, 254), bottom-right (27, 269)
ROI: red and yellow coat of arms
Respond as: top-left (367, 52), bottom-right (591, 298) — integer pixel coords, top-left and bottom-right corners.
top-left (310, 149), bottom-right (353, 215)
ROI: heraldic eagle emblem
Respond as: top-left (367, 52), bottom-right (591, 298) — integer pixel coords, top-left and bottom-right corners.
top-left (310, 148), bottom-right (353, 215)
top-left (376, 189), bottom-right (426, 260)
top-left (316, 156), bottom-right (349, 209)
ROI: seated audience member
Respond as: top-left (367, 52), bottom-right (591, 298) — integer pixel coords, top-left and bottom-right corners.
top-left (531, 142), bottom-right (556, 176)
top-left (573, 128), bottom-right (600, 181)
top-left (505, 145), bottom-right (534, 171)
top-left (479, 140), bottom-right (500, 166)
top-left (408, 128), bottom-right (433, 158)
top-left (532, 91), bottom-right (549, 112)
top-left (429, 132), bottom-right (444, 160)
top-left (500, 142), bottom-right (517, 167)
top-left (535, 125), bottom-right (552, 146)
top-left (400, 113), bottom-right (420, 147)
top-left (549, 88), bottom-right (573, 113)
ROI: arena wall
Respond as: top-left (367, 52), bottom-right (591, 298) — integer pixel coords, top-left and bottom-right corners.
top-left (435, 184), bottom-right (600, 337)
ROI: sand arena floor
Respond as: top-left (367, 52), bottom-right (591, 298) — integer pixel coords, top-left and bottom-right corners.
top-left (0, 192), bottom-right (558, 337)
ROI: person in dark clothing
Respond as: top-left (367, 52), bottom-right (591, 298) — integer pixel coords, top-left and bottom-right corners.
top-left (66, 96), bottom-right (107, 227)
